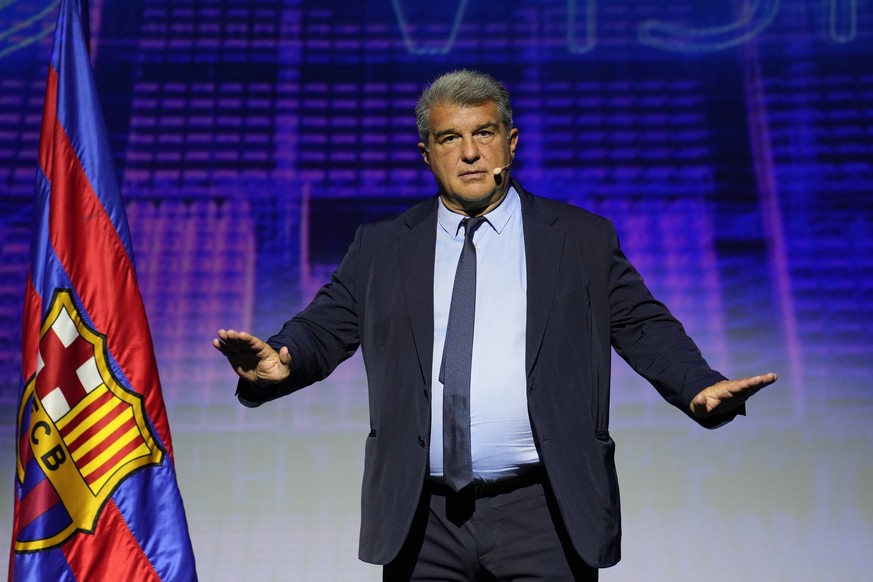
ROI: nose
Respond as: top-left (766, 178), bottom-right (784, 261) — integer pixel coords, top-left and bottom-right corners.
top-left (459, 136), bottom-right (480, 163)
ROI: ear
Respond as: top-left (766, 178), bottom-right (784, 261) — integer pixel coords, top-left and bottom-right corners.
top-left (418, 142), bottom-right (431, 167)
top-left (508, 128), bottom-right (519, 160)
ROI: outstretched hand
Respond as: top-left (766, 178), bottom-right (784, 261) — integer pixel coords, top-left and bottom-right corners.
top-left (690, 372), bottom-right (778, 418)
top-left (212, 329), bottom-right (291, 385)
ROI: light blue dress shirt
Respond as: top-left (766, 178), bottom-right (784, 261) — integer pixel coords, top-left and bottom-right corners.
top-left (429, 187), bottom-right (541, 482)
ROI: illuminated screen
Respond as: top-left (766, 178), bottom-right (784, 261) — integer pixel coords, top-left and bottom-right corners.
top-left (0, 1), bottom-right (870, 580)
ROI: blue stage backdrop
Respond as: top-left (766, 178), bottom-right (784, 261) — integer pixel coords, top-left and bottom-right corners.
top-left (1, 1), bottom-right (870, 580)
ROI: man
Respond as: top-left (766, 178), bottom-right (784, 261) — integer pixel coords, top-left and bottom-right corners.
top-left (213, 69), bottom-right (777, 580)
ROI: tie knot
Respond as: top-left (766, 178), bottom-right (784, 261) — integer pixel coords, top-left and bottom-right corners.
top-left (461, 216), bottom-right (486, 241)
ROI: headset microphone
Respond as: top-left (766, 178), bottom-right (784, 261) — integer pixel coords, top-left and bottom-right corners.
top-left (493, 161), bottom-right (512, 177)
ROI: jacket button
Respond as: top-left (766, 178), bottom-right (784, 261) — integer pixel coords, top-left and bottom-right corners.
top-left (417, 436), bottom-right (425, 448)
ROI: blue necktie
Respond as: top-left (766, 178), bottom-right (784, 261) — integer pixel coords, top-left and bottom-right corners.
top-left (440, 216), bottom-right (486, 492)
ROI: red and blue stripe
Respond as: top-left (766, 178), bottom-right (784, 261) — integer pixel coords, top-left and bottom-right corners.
top-left (10, 1), bottom-right (197, 580)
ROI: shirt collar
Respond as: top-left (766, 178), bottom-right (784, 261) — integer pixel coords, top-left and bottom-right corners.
top-left (437, 186), bottom-right (520, 238)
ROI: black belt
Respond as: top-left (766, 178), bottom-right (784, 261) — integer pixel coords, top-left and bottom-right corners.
top-left (426, 465), bottom-right (545, 499)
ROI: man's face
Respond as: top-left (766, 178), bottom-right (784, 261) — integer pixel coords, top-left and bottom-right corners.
top-left (418, 101), bottom-right (519, 216)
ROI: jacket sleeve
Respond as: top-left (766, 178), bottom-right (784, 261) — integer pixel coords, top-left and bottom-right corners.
top-left (236, 225), bottom-right (364, 406)
top-left (604, 222), bottom-right (743, 428)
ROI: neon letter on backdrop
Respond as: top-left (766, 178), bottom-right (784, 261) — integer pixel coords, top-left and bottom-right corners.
top-left (638, 0), bottom-right (780, 52)
top-left (393, 0), bottom-right (470, 54)
top-left (568, 0), bottom-right (597, 54)
top-left (828, 0), bottom-right (857, 43)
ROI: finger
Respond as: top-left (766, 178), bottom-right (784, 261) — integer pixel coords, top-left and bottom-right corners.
top-left (278, 346), bottom-right (292, 366)
top-left (235, 331), bottom-right (264, 350)
top-left (734, 373), bottom-right (778, 393)
top-left (218, 330), bottom-right (260, 350)
top-left (749, 372), bottom-right (777, 384)
top-left (690, 393), bottom-right (709, 417)
top-left (215, 337), bottom-right (246, 355)
top-left (213, 336), bottom-right (246, 357)
top-left (755, 372), bottom-right (778, 386)
top-left (224, 329), bottom-right (254, 345)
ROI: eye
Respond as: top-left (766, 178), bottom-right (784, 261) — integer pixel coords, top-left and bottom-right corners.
top-left (440, 135), bottom-right (459, 144)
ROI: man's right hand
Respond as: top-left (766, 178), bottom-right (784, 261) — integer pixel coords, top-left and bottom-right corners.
top-left (212, 329), bottom-right (291, 385)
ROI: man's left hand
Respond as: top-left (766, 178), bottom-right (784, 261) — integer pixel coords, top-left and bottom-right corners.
top-left (690, 372), bottom-right (778, 418)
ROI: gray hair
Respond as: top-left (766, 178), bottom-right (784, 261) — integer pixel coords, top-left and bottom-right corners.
top-left (415, 69), bottom-right (513, 144)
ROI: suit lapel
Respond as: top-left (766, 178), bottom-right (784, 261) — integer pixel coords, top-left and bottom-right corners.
top-left (518, 183), bottom-right (565, 378)
top-left (397, 198), bottom-right (439, 388)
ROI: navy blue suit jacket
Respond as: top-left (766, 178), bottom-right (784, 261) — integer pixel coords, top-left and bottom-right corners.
top-left (238, 181), bottom-right (735, 567)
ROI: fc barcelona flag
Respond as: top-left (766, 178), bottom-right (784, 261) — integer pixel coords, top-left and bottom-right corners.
top-left (10, 0), bottom-right (198, 579)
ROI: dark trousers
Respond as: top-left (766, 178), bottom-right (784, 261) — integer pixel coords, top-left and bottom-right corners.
top-left (384, 468), bottom-right (598, 581)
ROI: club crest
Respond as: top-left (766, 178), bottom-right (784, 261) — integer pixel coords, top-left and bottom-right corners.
top-left (15, 289), bottom-right (164, 552)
